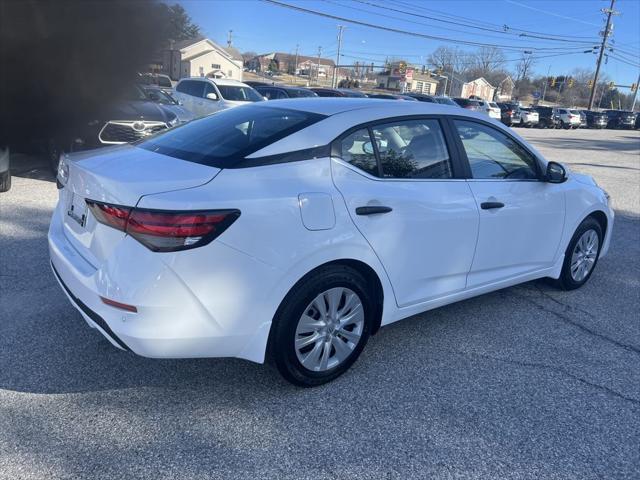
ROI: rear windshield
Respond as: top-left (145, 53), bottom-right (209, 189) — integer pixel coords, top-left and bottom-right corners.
top-left (138, 106), bottom-right (325, 168)
top-left (217, 85), bottom-right (263, 102)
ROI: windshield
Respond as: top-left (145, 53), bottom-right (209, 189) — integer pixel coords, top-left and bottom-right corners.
top-left (124, 85), bottom-right (148, 101)
top-left (138, 106), bottom-right (325, 167)
top-left (142, 87), bottom-right (178, 105)
top-left (217, 85), bottom-right (263, 102)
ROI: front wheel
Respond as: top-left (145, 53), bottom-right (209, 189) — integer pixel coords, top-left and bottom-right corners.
top-left (269, 265), bottom-right (374, 387)
top-left (555, 217), bottom-right (603, 290)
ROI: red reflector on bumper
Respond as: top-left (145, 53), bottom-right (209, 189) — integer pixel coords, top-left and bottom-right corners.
top-left (100, 297), bottom-right (138, 313)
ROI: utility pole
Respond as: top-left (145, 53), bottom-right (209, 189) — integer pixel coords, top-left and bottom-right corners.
top-left (588, 0), bottom-right (618, 110)
top-left (227, 30), bottom-right (233, 48)
top-left (632, 72), bottom-right (640, 111)
top-left (541, 65), bottom-right (551, 103)
top-left (332, 25), bottom-right (345, 88)
top-left (316, 46), bottom-right (322, 85)
top-left (293, 44), bottom-right (299, 78)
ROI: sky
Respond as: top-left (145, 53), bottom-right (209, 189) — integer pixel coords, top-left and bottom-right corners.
top-left (181, 0), bottom-right (640, 90)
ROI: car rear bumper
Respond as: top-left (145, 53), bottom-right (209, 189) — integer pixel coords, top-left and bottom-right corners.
top-left (48, 204), bottom-right (276, 363)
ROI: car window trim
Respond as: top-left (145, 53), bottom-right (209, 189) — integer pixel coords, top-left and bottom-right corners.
top-left (330, 114), bottom-right (467, 180)
top-left (447, 115), bottom-right (545, 181)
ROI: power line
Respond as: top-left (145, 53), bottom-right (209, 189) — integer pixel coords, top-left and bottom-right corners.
top-left (505, 0), bottom-right (601, 27)
top-left (352, 0), bottom-right (599, 43)
top-left (261, 0), bottom-right (599, 53)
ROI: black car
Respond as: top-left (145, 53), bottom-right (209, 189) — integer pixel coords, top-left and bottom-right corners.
top-left (405, 93), bottom-right (461, 106)
top-left (254, 85), bottom-right (317, 99)
top-left (497, 102), bottom-right (522, 126)
top-left (335, 88), bottom-right (368, 98)
top-left (583, 110), bottom-right (608, 129)
top-left (47, 85), bottom-right (178, 172)
top-left (244, 80), bottom-right (274, 88)
top-left (532, 106), bottom-right (560, 128)
top-left (308, 88), bottom-right (348, 97)
top-left (636, 113), bottom-right (640, 129)
top-left (604, 110), bottom-right (636, 129)
top-left (367, 93), bottom-right (418, 101)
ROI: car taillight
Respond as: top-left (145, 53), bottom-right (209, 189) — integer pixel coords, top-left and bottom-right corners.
top-left (86, 201), bottom-right (240, 252)
top-left (506, 110), bottom-right (513, 116)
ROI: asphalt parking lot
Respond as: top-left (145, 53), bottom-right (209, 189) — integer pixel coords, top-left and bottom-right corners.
top-left (1, 127), bottom-right (639, 480)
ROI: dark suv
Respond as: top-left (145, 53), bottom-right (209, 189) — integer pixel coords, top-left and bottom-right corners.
top-left (604, 110), bottom-right (636, 129)
top-left (497, 102), bottom-right (522, 127)
top-left (254, 85), bottom-right (317, 99)
top-left (532, 106), bottom-right (560, 128)
top-left (583, 111), bottom-right (608, 129)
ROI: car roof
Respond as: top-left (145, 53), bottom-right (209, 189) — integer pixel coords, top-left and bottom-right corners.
top-left (247, 98), bottom-right (545, 159)
top-left (179, 77), bottom-right (248, 87)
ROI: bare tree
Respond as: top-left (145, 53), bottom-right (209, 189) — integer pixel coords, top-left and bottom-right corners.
top-left (472, 46), bottom-right (506, 74)
top-left (428, 46), bottom-right (465, 74)
top-left (515, 54), bottom-right (535, 82)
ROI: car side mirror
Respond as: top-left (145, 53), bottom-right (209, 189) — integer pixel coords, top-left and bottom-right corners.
top-left (206, 92), bottom-right (219, 101)
top-left (545, 161), bottom-right (567, 183)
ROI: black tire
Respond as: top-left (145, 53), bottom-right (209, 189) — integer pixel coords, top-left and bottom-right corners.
top-left (269, 265), bottom-right (374, 387)
top-left (0, 169), bottom-right (10, 192)
top-left (555, 217), bottom-right (603, 291)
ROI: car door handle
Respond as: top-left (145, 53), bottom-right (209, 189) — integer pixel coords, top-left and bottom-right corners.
top-left (480, 202), bottom-right (505, 210)
top-left (355, 206), bottom-right (393, 216)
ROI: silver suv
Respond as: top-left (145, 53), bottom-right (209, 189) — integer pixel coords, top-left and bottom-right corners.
top-left (173, 77), bottom-right (264, 118)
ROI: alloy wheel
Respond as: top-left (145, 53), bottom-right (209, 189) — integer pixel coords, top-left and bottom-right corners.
top-left (570, 229), bottom-right (599, 282)
top-left (294, 287), bottom-right (365, 372)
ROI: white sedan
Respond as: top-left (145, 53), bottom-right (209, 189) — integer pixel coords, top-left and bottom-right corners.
top-left (49, 99), bottom-right (613, 386)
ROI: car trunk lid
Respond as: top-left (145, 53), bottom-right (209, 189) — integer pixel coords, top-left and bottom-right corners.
top-left (60, 144), bottom-right (220, 265)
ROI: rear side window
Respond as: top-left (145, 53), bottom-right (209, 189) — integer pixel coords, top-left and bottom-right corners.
top-left (337, 118), bottom-right (453, 180)
top-left (339, 128), bottom-right (378, 176)
top-left (176, 80), bottom-right (204, 98)
top-left (138, 106), bottom-right (325, 168)
top-left (373, 119), bottom-right (452, 179)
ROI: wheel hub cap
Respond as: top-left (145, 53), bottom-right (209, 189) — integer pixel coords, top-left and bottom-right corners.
top-left (570, 229), bottom-right (599, 282)
top-left (294, 287), bottom-right (365, 372)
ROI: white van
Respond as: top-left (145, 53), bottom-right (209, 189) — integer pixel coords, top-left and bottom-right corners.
top-left (173, 77), bottom-right (264, 118)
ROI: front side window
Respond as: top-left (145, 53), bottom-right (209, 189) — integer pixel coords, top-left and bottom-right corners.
top-left (453, 120), bottom-right (538, 180)
top-left (138, 107), bottom-right (324, 167)
top-left (339, 128), bottom-right (378, 176)
top-left (371, 119), bottom-right (452, 179)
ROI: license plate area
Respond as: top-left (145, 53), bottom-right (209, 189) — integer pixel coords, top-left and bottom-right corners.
top-left (67, 192), bottom-right (88, 228)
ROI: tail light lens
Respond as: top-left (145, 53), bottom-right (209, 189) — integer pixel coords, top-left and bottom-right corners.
top-left (86, 201), bottom-right (240, 252)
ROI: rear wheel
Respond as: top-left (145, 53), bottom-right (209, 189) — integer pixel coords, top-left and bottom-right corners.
top-left (555, 217), bottom-right (602, 290)
top-left (269, 265), bottom-right (373, 387)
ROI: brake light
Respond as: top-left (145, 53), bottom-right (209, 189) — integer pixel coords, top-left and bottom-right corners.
top-left (506, 110), bottom-right (513, 116)
top-left (86, 201), bottom-right (240, 252)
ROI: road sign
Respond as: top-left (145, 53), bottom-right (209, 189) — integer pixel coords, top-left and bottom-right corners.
top-left (533, 91), bottom-right (541, 99)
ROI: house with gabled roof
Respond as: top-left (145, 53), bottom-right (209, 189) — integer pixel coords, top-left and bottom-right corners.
top-left (161, 36), bottom-right (243, 81)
